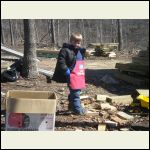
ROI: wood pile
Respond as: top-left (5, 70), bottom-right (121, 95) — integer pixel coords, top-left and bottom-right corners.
top-left (115, 49), bottom-right (149, 87)
top-left (87, 43), bottom-right (118, 57)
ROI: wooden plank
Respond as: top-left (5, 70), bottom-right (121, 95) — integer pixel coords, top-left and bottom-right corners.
top-left (1, 45), bottom-right (53, 77)
top-left (119, 68), bottom-right (148, 76)
top-left (1, 45), bottom-right (23, 58)
top-left (136, 89), bottom-right (149, 97)
top-left (38, 68), bottom-right (54, 77)
top-left (100, 103), bottom-right (117, 111)
top-left (106, 95), bottom-right (133, 105)
top-left (1, 55), bottom-right (19, 61)
top-left (117, 111), bottom-right (134, 121)
top-left (132, 57), bottom-right (149, 65)
top-left (115, 63), bottom-right (149, 72)
top-left (104, 120), bottom-right (118, 127)
top-left (80, 95), bottom-right (90, 100)
top-left (98, 124), bottom-right (106, 131)
top-left (138, 50), bottom-right (149, 57)
top-left (96, 94), bottom-right (110, 102)
top-left (1, 45), bottom-right (39, 62)
top-left (89, 43), bottom-right (119, 47)
top-left (110, 116), bottom-right (128, 125)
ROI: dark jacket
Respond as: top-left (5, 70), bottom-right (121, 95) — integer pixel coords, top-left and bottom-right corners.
top-left (52, 43), bottom-right (86, 83)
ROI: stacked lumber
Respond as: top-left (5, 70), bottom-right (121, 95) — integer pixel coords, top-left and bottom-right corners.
top-left (132, 50), bottom-right (149, 65)
top-left (89, 43), bottom-right (119, 48)
top-left (115, 50), bottom-right (149, 86)
top-left (88, 43), bottom-right (118, 57)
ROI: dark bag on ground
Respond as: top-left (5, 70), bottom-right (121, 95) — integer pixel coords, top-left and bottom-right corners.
top-left (1, 59), bottom-right (23, 82)
top-left (1, 68), bottom-right (20, 82)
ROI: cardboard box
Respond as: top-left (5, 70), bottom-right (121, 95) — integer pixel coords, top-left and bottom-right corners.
top-left (6, 90), bottom-right (57, 131)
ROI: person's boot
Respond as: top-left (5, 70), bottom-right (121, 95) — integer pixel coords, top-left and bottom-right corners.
top-left (68, 102), bottom-right (73, 111)
top-left (68, 94), bottom-right (73, 111)
top-left (73, 107), bottom-right (88, 116)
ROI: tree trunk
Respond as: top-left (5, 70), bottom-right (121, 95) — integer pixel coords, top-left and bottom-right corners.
top-left (81, 19), bottom-right (86, 47)
top-left (35, 20), bottom-right (40, 46)
top-left (51, 19), bottom-right (56, 47)
top-left (87, 20), bottom-right (92, 44)
top-left (117, 19), bottom-right (123, 51)
top-left (47, 19), bottom-right (51, 44)
top-left (19, 20), bottom-right (23, 43)
top-left (1, 21), bottom-right (5, 44)
top-left (22, 19), bottom-right (38, 78)
top-left (15, 20), bottom-right (20, 45)
top-left (9, 19), bottom-right (15, 46)
top-left (111, 19), bottom-right (115, 42)
top-left (113, 19), bottom-right (118, 43)
top-left (68, 19), bottom-right (71, 41)
top-left (57, 19), bottom-right (60, 47)
top-left (99, 20), bottom-right (103, 43)
top-left (96, 20), bottom-right (100, 43)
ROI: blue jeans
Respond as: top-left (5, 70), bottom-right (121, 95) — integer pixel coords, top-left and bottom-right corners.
top-left (68, 88), bottom-right (82, 113)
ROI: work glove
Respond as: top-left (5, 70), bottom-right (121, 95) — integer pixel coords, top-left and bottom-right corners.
top-left (65, 68), bottom-right (70, 86)
top-left (65, 68), bottom-right (70, 76)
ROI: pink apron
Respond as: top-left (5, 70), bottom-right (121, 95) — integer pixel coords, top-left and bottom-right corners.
top-left (69, 60), bottom-right (85, 89)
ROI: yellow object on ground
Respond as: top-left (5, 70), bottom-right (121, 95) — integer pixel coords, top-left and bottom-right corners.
top-left (137, 95), bottom-right (149, 109)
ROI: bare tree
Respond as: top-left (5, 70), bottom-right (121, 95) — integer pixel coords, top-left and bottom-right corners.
top-left (14, 20), bottom-right (22, 45)
top-left (35, 20), bottom-right (40, 46)
top-left (57, 19), bottom-right (60, 47)
top-left (47, 19), bottom-right (56, 47)
top-left (47, 19), bottom-right (51, 43)
top-left (68, 19), bottom-right (71, 41)
top-left (1, 19), bottom-right (149, 51)
top-left (111, 19), bottom-right (116, 42)
top-left (99, 20), bottom-right (103, 43)
top-left (117, 19), bottom-right (123, 51)
top-left (9, 19), bottom-right (15, 46)
top-left (22, 19), bottom-right (39, 78)
top-left (96, 20), bottom-right (100, 43)
top-left (1, 21), bottom-right (5, 44)
top-left (51, 19), bottom-right (56, 47)
top-left (81, 19), bottom-right (86, 46)
top-left (18, 20), bottom-right (24, 43)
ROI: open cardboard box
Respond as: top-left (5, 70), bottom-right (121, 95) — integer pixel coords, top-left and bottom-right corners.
top-left (5, 90), bottom-right (57, 131)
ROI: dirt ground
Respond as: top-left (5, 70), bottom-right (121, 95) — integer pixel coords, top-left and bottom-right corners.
top-left (1, 56), bottom-right (149, 131)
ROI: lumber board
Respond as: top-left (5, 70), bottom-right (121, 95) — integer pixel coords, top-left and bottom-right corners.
top-left (1, 45), bottom-right (53, 77)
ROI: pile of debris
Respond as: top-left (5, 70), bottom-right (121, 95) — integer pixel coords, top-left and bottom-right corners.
top-left (82, 89), bottom-right (149, 131)
top-left (55, 88), bottom-right (149, 131)
top-left (115, 49), bottom-right (149, 87)
top-left (86, 43), bottom-right (118, 58)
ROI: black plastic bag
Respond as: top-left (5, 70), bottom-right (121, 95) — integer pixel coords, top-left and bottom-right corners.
top-left (1, 68), bottom-right (20, 82)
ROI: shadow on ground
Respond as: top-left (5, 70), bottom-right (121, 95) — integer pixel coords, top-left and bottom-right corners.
top-left (85, 69), bottom-right (148, 95)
